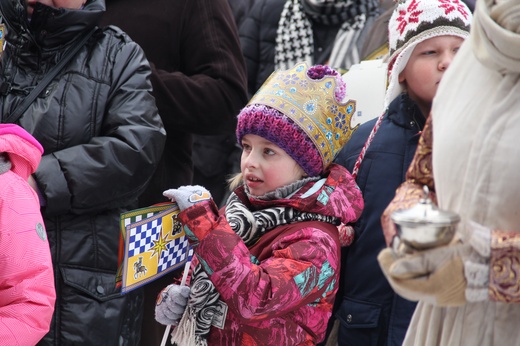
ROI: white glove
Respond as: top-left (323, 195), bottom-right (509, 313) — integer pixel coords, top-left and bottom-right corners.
top-left (163, 185), bottom-right (211, 211)
top-left (155, 284), bottom-right (191, 326)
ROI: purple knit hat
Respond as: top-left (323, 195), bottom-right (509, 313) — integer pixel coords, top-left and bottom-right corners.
top-left (236, 63), bottom-right (356, 177)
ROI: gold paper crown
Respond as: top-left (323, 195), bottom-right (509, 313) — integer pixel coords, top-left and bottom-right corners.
top-left (248, 62), bottom-right (357, 168)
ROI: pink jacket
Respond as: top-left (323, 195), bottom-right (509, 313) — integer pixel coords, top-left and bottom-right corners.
top-left (0, 124), bottom-right (55, 345)
top-left (179, 164), bottom-right (363, 345)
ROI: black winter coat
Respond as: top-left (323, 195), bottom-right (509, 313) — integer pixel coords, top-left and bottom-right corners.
top-left (0, 0), bottom-right (166, 344)
top-left (334, 94), bottom-right (422, 346)
top-left (101, 0), bottom-right (248, 208)
top-left (229, 0), bottom-right (255, 27)
top-left (239, 0), bottom-right (340, 97)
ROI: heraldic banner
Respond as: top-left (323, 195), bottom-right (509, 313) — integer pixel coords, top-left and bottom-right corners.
top-left (116, 202), bottom-right (193, 293)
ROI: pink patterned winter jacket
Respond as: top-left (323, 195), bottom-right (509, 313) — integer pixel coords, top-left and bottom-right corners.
top-left (0, 124), bottom-right (55, 345)
top-left (179, 163), bottom-right (363, 345)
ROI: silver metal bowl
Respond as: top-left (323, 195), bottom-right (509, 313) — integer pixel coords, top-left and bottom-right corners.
top-left (391, 186), bottom-right (460, 250)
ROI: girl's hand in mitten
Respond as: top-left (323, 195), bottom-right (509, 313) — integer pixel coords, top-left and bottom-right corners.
top-left (163, 185), bottom-right (211, 211)
top-left (155, 284), bottom-right (191, 326)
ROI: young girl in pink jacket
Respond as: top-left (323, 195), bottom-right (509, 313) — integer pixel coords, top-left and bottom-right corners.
top-left (155, 63), bottom-right (364, 345)
top-left (0, 124), bottom-right (55, 345)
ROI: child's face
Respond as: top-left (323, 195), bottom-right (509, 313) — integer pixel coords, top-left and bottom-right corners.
top-left (399, 35), bottom-right (464, 114)
top-left (240, 134), bottom-right (305, 197)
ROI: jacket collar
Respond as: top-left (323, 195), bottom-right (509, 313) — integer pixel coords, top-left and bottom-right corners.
top-left (234, 163), bottom-right (363, 225)
top-left (1, 0), bottom-right (104, 51)
top-left (387, 93), bottom-right (426, 131)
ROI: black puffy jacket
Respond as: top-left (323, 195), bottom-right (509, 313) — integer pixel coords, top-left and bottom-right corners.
top-left (0, 0), bottom-right (166, 344)
top-left (238, 0), bottom-right (285, 97)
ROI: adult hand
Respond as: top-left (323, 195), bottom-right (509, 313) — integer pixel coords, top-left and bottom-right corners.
top-left (379, 220), bottom-right (492, 306)
top-left (163, 185), bottom-right (212, 211)
top-left (155, 284), bottom-right (191, 326)
top-left (378, 241), bottom-right (471, 306)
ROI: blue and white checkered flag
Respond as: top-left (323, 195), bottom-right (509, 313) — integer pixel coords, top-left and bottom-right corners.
top-left (157, 236), bottom-right (193, 273)
top-left (119, 203), bottom-right (192, 293)
top-left (128, 218), bottom-right (162, 258)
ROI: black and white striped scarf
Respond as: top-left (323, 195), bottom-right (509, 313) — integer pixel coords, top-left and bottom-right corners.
top-left (275, 0), bottom-right (379, 71)
top-left (170, 185), bottom-right (338, 345)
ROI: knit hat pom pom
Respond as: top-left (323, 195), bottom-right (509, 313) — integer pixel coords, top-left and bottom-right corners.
top-left (307, 65), bottom-right (346, 103)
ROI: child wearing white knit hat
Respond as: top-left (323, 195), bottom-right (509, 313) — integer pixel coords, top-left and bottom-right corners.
top-left (332, 1), bottom-right (472, 345)
top-left (384, 0), bottom-right (473, 110)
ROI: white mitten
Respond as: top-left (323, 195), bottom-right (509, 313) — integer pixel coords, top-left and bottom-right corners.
top-left (163, 185), bottom-right (211, 211)
top-left (155, 284), bottom-right (191, 326)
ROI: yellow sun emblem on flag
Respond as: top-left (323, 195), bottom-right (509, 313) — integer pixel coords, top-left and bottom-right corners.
top-left (150, 233), bottom-right (169, 258)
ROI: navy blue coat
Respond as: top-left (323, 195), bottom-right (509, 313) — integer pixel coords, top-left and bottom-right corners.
top-left (334, 94), bottom-right (424, 346)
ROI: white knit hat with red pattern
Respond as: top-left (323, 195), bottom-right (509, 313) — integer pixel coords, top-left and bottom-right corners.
top-left (384, 0), bottom-right (472, 107)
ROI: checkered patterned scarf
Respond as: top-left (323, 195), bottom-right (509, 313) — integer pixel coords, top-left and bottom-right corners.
top-left (170, 183), bottom-right (337, 345)
top-left (274, 0), bottom-right (378, 71)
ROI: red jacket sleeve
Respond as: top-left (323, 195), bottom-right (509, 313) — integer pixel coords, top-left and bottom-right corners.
top-left (179, 201), bottom-right (340, 321)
